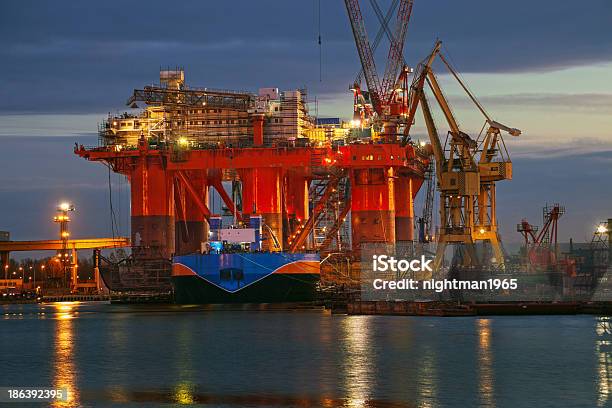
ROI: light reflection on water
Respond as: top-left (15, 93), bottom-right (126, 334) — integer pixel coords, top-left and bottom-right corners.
top-left (477, 319), bottom-right (495, 408)
top-left (105, 311), bottom-right (131, 404)
top-left (51, 302), bottom-right (79, 408)
top-left (415, 341), bottom-right (437, 408)
top-left (596, 316), bottom-right (611, 407)
top-left (340, 316), bottom-right (373, 407)
top-left (0, 302), bottom-right (608, 407)
top-left (173, 317), bottom-right (196, 405)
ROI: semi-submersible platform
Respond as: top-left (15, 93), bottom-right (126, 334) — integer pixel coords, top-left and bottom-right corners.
top-left (75, 69), bottom-right (430, 303)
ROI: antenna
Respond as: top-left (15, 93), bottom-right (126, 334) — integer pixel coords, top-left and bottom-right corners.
top-left (318, 0), bottom-right (322, 82)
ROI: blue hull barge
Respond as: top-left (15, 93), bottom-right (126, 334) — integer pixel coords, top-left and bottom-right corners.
top-left (172, 252), bottom-right (320, 304)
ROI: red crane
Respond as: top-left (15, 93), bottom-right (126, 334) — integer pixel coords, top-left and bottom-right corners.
top-left (517, 204), bottom-right (565, 268)
top-left (344, 0), bottom-right (414, 136)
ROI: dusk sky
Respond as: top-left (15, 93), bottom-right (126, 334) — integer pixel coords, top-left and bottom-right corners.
top-left (1, 1), bottom-right (611, 254)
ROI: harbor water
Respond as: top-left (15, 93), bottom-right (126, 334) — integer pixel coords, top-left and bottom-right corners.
top-left (1, 302), bottom-right (610, 407)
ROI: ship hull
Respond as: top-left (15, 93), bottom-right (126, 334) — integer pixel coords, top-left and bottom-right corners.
top-left (172, 252), bottom-right (320, 304)
top-left (173, 273), bottom-right (319, 303)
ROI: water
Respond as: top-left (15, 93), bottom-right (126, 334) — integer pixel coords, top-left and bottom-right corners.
top-left (0, 302), bottom-right (610, 408)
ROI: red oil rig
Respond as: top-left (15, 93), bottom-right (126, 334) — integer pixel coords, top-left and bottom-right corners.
top-left (75, 68), bottom-right (429, 293)
top-left (74, 0), bottom-right (520, 299)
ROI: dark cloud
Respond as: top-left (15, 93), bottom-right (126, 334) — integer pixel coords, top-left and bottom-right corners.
top-left (470, 93), bottom-right (612, 114)
top-left (511, 137), bottom-right (612, 159)
top-left (0, 1), bottom-right (611, 113)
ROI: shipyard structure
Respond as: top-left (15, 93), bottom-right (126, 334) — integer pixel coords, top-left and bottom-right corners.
top-left (76, 69), bottom-right (428, 297)
top-left (73, 0), bottom-right (610, 303)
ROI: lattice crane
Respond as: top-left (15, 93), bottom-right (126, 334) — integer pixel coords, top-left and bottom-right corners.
top-left (517, 204), bottom-right (565, 269)
top-left (344, 0), bottom-right (414, 140)
top-left (403, 41), bottom-right (520, 269)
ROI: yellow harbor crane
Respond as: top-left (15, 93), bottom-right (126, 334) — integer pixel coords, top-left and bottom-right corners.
top-left (403, 41), bottom-right (521, 270)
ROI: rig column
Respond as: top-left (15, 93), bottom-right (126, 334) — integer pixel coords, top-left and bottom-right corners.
top-left (175, 171), bottom-right (208, 255)
top-left (240, 167), bottom-right (283, 251)
top-left (130, 155), bottom-right (175, 259)
top-left (285, 171), bottom-right (309, 235)
top-left (350, 167), bottom-right (396, 252)
top-left (394, 172), bottom-right (414, 243)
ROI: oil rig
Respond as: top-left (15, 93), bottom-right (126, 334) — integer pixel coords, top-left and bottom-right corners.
top-left (74, 0), bottom-right (521, 295)
top-left (75, 68), bottom-right (429, 291)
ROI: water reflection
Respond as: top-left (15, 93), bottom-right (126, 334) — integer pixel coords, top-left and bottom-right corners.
top-left (2, 303), bottom-right (604, 407)
top-left (52, 302), bottom-right (79, 407)
top-left (105, 313), bottom-right (130, 404)
top-left (340, 316), bottom-right (373, 407)
top-left (477, 319), bottom-right (495, 408)
top-left (173, 318), bottom-right (196, 404)
top-left (596, 316), bottom-right (611, 407)
top-left (174, 382), bottom-right (196, 405)
top-left (415, 343), bottom-right (437, 408)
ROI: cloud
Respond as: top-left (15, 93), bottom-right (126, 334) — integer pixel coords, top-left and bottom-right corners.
top-left (0, 0), bottom-right (611, 116)
top-left (510, 137), bottom-right (612, 159)
top-left (0, 181), bottom-right (110, 193)
top-left (4, 38), bottom-right (314, 59)
top-left (470, 93), bottom-right (612, 114)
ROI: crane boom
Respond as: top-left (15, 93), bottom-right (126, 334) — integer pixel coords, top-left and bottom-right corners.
top-left (418, 90), bottom-right (444, 176)
top-left (380, 0), bottom-right (414, 104)
top-left (344, 0), bottom-right (382, 112)
top-left (355, 0), bottom-right (400, 85)
top-left (401, 40), bottom-right (441, 143)
top-left (345, 0), bottom-right (414, 118)
top-left (438, 53), bottom-right (521, 137)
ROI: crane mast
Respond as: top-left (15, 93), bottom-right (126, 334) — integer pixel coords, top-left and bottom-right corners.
top-left (380, 0), bottom-right (414, 106)
top-left (343, 0), bottom-right (414, 141)
top-left (419, 76), bottom-right (480, 269)
top-left (344, 0), bottom-right (383, 113)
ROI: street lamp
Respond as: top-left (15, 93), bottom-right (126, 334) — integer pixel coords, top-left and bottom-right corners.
top-left (54, 202), bottom-right (75, 291)
top-left (35, 265), bottom-right (44, 292)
